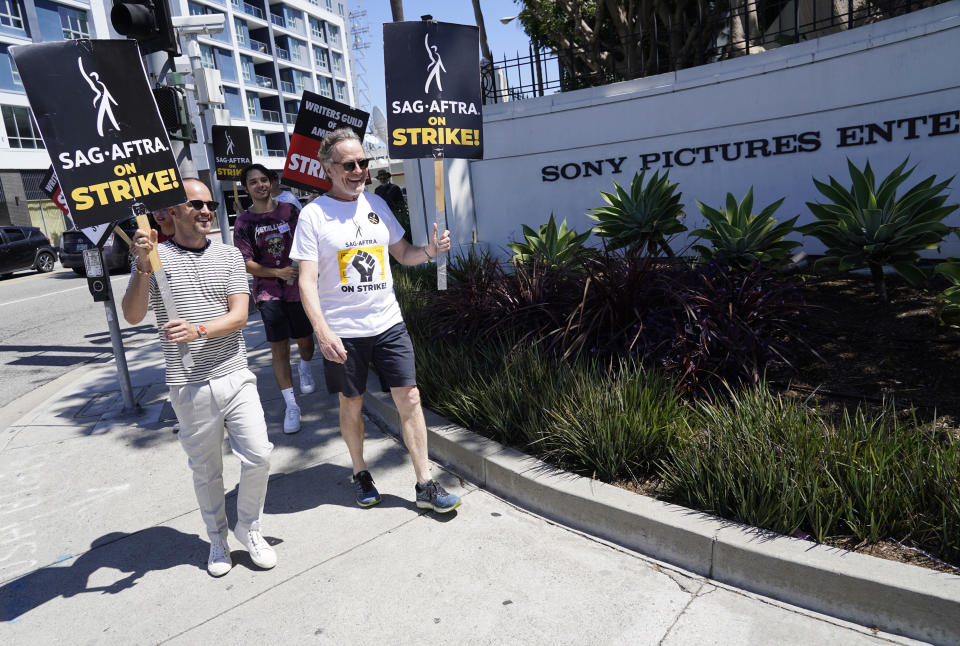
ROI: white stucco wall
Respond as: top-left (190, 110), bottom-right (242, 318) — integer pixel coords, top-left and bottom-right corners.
top-left (406, 2), bottom-right (960, 258)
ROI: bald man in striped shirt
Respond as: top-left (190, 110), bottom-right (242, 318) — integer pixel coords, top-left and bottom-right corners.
top-left (122, 178), bottom-right (277, 578)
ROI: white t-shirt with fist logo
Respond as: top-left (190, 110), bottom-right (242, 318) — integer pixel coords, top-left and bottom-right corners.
top-left (290, 192), bottom-right (405, 337)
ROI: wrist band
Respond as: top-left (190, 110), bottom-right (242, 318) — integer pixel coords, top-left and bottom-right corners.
top-left (136, 267), bottom-right (153, 275)
top-left (424, 246), bottom-right (433, 260)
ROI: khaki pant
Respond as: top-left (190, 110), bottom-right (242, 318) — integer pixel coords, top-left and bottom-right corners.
top-left (169, 368), bottom-right (273, 541)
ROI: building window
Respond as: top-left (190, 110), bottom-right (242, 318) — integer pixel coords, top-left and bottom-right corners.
top-left (240, 55), bottom-right (253, 82)
top-left (328, 24), bottom-right (340, 48)
top-left (234, 18), bottom-right (247, 46)
top-left (0, 0), bottom-right (24, 30)
top-left (60, 7), bottom-right (90, 40)
top-left (2, 105), bottom-right (44, 149)
top-left (246, 94), bottom-right (258, 118)
top-left (334, 80), bottom-right (345, 102)
top-left (201, 45), bottom-right (216, 70)
top-left (252, 130), bottom-right (265, 156)
top-left (324, 0), bottom-right (332, 10)
top-left (313, 46), bottom-right (327, 70)
top-left (9, 55), bottom-right (20, 87)
top-left (331, 52), bottom-right (343, 74)
top-left (338, 3), bottom-right (344, 17)
top-left (317, 75), bottom-right (331, 98)
top-left (310, 17), bottom-right (324, 40)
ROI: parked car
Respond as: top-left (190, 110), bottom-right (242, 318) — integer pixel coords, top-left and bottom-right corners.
top-left (0, 225), bottom-right (57, 277)
top-left (59, 217), bottom-right (138, 275)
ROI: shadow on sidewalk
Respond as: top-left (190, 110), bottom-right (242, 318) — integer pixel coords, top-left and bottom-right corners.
top-left (0, 527), bottom-right (204, 622)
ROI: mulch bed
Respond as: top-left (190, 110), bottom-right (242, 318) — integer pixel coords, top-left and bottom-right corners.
top-left (769, 272), bottom-right (960, 426)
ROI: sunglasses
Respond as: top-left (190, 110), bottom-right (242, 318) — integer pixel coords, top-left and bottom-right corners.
top-left (184, 199), bottom-right (219, 211)
top-left (333, 158), bottom-right (370, 172)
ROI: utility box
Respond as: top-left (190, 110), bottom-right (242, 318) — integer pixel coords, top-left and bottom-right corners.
top-left (195, 67), bottom-right (225, 105)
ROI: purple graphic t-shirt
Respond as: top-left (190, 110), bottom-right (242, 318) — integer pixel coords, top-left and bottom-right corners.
top-left (233, 201), bottom-right (302, 302)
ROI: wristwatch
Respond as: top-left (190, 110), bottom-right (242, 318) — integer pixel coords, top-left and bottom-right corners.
top-left (197, 325), bottom-right (208, 339)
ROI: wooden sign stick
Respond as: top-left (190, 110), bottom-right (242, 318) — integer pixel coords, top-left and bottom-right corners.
top-left (134, 206), bottom-right (194, 369)
top-left (434, 157), bottom-right (447, 291)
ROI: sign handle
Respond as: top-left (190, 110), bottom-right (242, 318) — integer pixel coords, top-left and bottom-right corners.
top-left (133, 206), bottom-right (195, 370)
top-left (433, 157), bottom-right (447, 291)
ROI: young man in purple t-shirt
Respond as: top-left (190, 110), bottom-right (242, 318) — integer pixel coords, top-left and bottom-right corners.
top-left (234, 164), bottom-right (316, 434)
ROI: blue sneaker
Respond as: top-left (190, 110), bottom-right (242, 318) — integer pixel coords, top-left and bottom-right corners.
top-left (353, 470), bottom-right (381, 507)
top-left (415, 479), bottom-right (461, 513)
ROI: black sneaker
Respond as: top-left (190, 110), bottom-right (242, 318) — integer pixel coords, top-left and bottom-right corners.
top-left (353, 470), bottom-right (381, 507)
top-left (415, 479), bottom-right (462, 513)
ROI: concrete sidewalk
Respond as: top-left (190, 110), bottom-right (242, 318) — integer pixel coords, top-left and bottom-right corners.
top-left (0, 318), bottom-right (941, 644)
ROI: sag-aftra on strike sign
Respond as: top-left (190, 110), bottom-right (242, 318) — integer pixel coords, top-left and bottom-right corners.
top-left (11, 40), bottom-right (186, 229)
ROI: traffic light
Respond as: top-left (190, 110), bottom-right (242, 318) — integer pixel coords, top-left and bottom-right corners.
top-left (111, 0), bottom-right (180, 57)
top-left (152, 86), bottom-right (195, 142)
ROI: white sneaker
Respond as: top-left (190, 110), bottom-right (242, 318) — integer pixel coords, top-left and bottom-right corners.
top-left (283, 405), bottom-right (300, 434)
top-left (207, 536), bottom-right (232, 577)
top-left (234, 526), bottom-right (277, 570)
top-left (299, 368), bottom-right (316, 394)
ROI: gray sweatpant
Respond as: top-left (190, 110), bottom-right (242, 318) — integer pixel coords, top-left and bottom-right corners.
top-left (169, 368), bottom-right (273, 542)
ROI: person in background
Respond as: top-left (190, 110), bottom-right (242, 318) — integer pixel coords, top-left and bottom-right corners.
top-left (291, 128), bottom-right (461, 513)
top-left (374, 169), bottom-right (405, 213)
top-left (234, 163), bottom-right (316, 434)
top-left (121, 178), bottom-right (277, 577)
top-left (150, 209), bottom-right (175, 243)
top-left (270, 170), bottom-right (303, 211)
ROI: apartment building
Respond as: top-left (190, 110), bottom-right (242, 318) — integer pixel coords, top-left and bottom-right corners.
top-left (0, 0), bottom-right (356, 230)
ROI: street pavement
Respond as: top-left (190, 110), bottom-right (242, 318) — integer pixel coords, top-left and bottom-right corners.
top-left (0, 316), bottom-right (932, 645)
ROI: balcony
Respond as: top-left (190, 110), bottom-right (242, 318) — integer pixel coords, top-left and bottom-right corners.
top-left (233, 1), bottom-right (264, 20)
top-left (245, 38), bottom-right (268, 54)
top-left (285, 112), bottom-right (298, 125)
top-left (276, 47), bottom-right (290, 60)
top-left (255, 74), bottom-right (274, 89)
top-left (266, 148), bottom-right (286, 157)
top-left (270, 13), bottom-right (286, 29)
top-left (260, 109), bottom-right (281, 122)
top-left (280, 80), bottom-right (295, 93)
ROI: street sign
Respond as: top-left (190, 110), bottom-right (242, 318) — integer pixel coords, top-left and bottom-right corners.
top-left (212, 125), bottom-right (252, 181)
top-left (281, 92), bottom-right (369, 193)
top-left (384, 21), bottom-right (483, 160)
top-left (10, 39), bottom-right (187, 229)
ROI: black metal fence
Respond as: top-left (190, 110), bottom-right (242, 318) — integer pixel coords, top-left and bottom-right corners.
top-left (482, 0), bottom-right (941, 104)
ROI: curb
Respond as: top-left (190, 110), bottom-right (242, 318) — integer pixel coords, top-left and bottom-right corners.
top-left (363, 388), bottom-right (960, 646)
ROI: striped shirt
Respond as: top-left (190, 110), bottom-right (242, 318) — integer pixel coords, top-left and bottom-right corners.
top-left (135, 239), bottom-right (250, 385)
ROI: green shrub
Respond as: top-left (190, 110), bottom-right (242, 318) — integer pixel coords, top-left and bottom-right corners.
top-left (507, 213), bottom-right (594, 268)
top-left (801, 159), bottom-right (957, 302)
top-left (934, 259), bottom-right (960, 327)
top-left (589, 170), bottom-right (687, 257)
top-left (692, 188), bottom-right (800, 269)
top-left (536, 361), bottom-right (685, 482)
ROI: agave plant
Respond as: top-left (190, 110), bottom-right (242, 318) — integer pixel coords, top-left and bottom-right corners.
top-left (692, 188), bottom-right (800, 269)
top-left (934, 260), bottom-right (960, 327)
top-left (589, 170), bottom-right (687, 257)
top-left (801, 159), bottom-right (957, 302)
top-left (507, 213), bottom-right (594, 268)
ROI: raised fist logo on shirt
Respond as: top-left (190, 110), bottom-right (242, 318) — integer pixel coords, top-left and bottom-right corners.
top-left (352, 250), bottom-right (376, 282)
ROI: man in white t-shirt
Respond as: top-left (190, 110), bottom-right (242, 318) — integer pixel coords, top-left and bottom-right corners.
top-left (290, 128), bottom-right (461, 513)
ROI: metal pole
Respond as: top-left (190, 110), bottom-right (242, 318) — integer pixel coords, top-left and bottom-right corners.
top-left (100, 248), bottom-right (138, 414)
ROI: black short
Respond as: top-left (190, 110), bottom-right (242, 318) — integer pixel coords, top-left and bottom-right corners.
top-left (324, 322), bottom-right (416, 398)
top-left (258, 299), bottom-right (313, 343)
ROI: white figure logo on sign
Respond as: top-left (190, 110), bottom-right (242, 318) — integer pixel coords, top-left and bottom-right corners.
top-left (78, 57), bottom-right (120, 137)
top-left (225, 130), bottom-right (235, 155)
top-left (424, 34), bottom-right (446, 93)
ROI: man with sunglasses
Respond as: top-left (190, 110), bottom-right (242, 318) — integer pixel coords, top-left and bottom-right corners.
top-left (122, 178), bottom-right (277, 577)
top-left (234, 163), bottom-right (316, 435)
top-left (291, 128), bottom-right (461, 513)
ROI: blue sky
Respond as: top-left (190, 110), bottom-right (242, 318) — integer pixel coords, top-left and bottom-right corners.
top-left (350, 0), bottom-right (532, 116)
